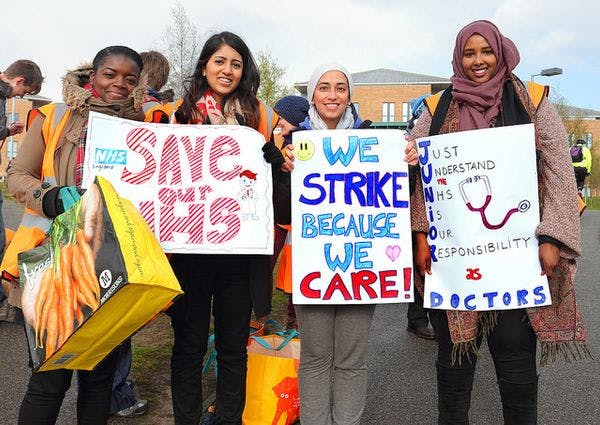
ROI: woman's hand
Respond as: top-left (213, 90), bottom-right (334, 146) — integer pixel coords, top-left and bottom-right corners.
top-left (413, 232), bottom-right (431, 276)
top-left (404, 135), bottom-right (418, 166)
top-left (281, 145), bottom-right (295, 172)
top-left (80, 182), bottom-right (104, 255)
top-left (539, 242), bottom-right (560, 278)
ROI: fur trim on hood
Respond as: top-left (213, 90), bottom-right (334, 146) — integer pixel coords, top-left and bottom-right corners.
top-left (61, 63), bottom-right (147, 112)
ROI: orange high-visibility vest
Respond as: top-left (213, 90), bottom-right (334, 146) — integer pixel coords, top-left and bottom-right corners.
top-left (425, 81), bottom-right (548, 117)
top-left (275, 225), bottom-right (292, 294)
top-left (1, 103), bottom-right (71, 280)
top-left (142, 99), bottom-right (170, 123)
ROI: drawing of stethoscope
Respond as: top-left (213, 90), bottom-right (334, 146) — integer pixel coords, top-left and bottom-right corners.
top-left (458, 175), bottom-right (530, 230)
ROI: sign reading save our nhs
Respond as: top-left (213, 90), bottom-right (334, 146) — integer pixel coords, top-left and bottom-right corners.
top-left (291, 129), bottom-right (413, 305)
top-left (82, 112), bottom-right (274, 255)
top-left (417, 124), bottom-right (551, 311)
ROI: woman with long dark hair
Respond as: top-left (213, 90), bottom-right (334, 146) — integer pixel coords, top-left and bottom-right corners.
top-left (169, 31), bottom-right (283, 425)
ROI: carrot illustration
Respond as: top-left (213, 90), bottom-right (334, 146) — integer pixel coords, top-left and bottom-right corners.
top-left (76, 230), bottom-right (100, 300)
top-left (60, 245), bottom-right (75, 338)
top-left (34, 268), bottom-right (53, 348)
top-left (72, 244), bottom-right (99, 311)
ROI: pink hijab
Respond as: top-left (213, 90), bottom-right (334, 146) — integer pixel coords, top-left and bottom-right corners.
top-left (450, 20), bottom-right (520, 130)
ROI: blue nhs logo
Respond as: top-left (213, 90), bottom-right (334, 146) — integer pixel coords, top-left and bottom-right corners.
top-left (94, 148), bottom-right (127, 165)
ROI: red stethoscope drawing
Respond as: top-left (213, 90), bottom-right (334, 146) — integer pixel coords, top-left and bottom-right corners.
top-left (458, 175), bottom-right (530, 230)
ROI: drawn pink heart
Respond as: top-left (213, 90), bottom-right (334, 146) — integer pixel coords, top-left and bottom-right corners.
top-left (386, 245), bottom-right (401, 262)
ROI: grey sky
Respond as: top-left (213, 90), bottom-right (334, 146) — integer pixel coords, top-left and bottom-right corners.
top-left (3, 0), bottom-right (599, 110)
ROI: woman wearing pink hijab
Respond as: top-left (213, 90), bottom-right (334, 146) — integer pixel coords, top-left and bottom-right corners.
top-left (410, 20), bottom-right (588, 424)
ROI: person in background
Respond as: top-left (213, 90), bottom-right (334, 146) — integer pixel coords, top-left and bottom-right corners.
top-left (409, 20), bottom-right (588, 424)
top-left (280, 63), bottom-right (418, 425)
top-left (139, 50), bottom-right (171, 123)
top-left (0, 59), bottom-right (43, 322)
top-left (571, 138), bottom-right (591, 191)
top-left (169, 31), bottom-right (283, 425)
top-left (7, 45), bottom-right (147, 424)
top-left (270, 95), bottom-right (309, 330)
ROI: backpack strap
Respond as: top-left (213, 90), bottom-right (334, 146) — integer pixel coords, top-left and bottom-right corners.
top-left (426, 87), bottom-right (453, 136)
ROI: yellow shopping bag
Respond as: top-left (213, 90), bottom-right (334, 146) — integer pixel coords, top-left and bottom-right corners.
top-left (18, 176), bottom-right (182, 371)
top-left (243, 331), bottom-right (301, 425)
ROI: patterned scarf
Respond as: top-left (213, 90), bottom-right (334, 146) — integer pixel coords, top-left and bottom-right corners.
top-left (191, 90), bottom-right (242, 126)
top-left (437, 79), bottom-right (590, 366)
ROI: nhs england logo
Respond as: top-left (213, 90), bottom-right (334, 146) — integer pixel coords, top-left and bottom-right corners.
top-left (94, 148), bottom-right (127, 165)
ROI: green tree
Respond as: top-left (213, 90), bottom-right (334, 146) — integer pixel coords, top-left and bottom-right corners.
top-left (256, 50), bottom-right (295, 106)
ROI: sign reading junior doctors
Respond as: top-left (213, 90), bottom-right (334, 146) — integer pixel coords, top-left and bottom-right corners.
top-left (417, 123), bottom-right (551, 311)
top-left (291, 129), bottom-right (413, 305)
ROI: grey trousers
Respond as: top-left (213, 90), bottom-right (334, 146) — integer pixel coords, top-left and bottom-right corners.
top-left (295, 304), bottom-right (376, 425)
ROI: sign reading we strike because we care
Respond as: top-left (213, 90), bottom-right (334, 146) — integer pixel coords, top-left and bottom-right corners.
top-left (291, 129), bottom-right (413, 305)
top-left (417, 124), bottom-right (550, 311)
top-left (82, 112), bottom-right (273, 255)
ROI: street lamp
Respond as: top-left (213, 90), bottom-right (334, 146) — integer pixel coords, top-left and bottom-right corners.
top-left (530, 67), bottom-right (563, 82)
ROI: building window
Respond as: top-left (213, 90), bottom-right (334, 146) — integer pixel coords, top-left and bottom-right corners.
top-left (402, 102), bottom-right (412, 121)
top-left (382, 102), bottom-right (395, 122)
top-left (6, 113), bottom-right (19, 123)
top-left (6, 138), bottom-right (18, 159)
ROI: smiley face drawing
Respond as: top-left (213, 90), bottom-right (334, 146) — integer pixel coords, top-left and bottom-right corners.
top-left (295, 140), bottom-right (315, 161)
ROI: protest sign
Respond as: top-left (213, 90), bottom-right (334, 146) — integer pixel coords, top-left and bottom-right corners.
top-left (82, 112), bottom-right (273, 254)
top-left (291, 129), bottom-right (413, 305)
top-left (417, 124), bottom-right (550, 311)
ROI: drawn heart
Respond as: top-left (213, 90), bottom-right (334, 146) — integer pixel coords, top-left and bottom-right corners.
top-left (386, 245), bottom-right (401, 262)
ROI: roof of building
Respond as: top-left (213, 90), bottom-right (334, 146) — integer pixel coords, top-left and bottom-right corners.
top-left (351, 68), bottom-right (451, 85)
top-left (560, 104), bottom-right (600, 119)
top-left (294, 68), bottom-right (450, 92)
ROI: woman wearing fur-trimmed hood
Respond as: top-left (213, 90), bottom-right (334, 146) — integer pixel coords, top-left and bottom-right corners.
top-left (7, 46), bottom-right (146, 425)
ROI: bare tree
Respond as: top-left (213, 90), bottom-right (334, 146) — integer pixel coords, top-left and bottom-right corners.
top-left (552, 90), bottom-right (588, 144)
top-left (256, 50), bottom-right (295, 106)
top-left (158, 2), bottom-right (201, 100)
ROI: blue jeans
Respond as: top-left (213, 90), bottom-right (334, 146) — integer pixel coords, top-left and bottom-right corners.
top-left (109, 339), bottom-right (138, 415)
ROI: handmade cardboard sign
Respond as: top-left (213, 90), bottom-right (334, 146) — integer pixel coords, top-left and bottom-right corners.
top-left (83, 112), bottom-right (273, 254)
top-left (417, 124), bottom-right (550, 311)
top-left (291, 129), bottom-right (413, 305)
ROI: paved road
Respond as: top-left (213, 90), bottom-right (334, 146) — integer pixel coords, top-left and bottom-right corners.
top-left (2, 199), bottom-right (599, 424)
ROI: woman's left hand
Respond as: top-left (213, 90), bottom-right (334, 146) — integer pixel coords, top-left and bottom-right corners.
top-left (539, 243), bottom-right (560, 278)
top-left (404, 135), bottom-right (418, 166)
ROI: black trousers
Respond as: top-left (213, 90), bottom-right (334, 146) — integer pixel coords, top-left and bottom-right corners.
top-left (18, 349), bottom-right (119, 425)
top-left (168, 254), bottom-right (253, 425)
top-left (430, 309), bottom-right (538, 425)
top-left (407, 286), bottom-right (429, 327)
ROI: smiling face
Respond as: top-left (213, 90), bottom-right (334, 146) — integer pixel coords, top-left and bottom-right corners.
top-left (312, 70), bottom-right (350, 129)
top-left (90, 55), bottom-right (140, 103)
top-left (461, 33), bottom-right (498, 84)
top-left (203, 44), bottom-right (243, 105)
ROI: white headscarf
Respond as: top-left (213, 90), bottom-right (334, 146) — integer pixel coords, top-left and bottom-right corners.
top-left (307, 63), bottom-right (356, 130)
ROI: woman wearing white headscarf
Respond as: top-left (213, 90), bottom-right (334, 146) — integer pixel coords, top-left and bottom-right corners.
top-left (282, 63), bottom-right (418, 425)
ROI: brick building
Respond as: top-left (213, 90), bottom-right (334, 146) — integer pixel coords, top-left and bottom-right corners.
top-left (1, 95), bottom-right (51, 180)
